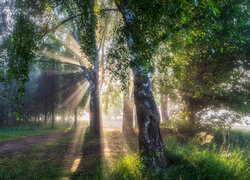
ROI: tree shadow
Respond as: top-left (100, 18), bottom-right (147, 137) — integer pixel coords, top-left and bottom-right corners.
top-left (70, 127), bottom-right (104, 180)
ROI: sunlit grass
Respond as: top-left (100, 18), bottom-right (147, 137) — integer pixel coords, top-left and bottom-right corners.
top-left (110, 154), bottom-right (144, 180)
top-left (0, 123), bottom-right (72, 142)
top-left (63, 124), bottom-right (87, 173)
top-left (161, 136), bottom-right (250, 180)
top-left (1, 127), bottom-right (248, 180)
top-left (108, 135), bottom-right (249, 180)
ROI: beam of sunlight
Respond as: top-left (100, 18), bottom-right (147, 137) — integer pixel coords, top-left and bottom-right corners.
top-left (70, 157), bottom-right (81, 173)
top-left (62, 81), bottom-right (89, 111)
top-left (56, 32), bottom-right (82, 58)
top-left (62, 124), bottom-right (87, 179)
top-left (40, 51), bottom-right (80, 66)
top-left (52, 25), bottom-right (90, 67)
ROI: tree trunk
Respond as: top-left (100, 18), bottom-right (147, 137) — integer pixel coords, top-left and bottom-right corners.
top-left (122, 88), bottom-right (135, 136)
top-left (44, 98), bottom-right (48, 125)
top-left (134, 105), bottom-right (138, 128)
top-left (133, 70), bottom-right (168, 169)
top-left (89, 72), bottom-right (102, 136)
top-left (51, 109), bottom-right (55, 129)
top-left (185, 97), bottom-right (199, 135)
top-left (74, 108), bottom-right (77, 128)
top-left (161, 94), bottom-right (170, 125)
top-left (44, 112), bottom-right (47, 125)
top-left (186, 97), bottom-right (196, 126)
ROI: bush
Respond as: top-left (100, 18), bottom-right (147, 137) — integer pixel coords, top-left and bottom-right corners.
top-left (161, 112), bottom-right (200, 136)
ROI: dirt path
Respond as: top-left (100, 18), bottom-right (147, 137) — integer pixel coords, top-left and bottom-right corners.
top-left (0, 131), bottom-right (71, 154)
top-left (0, 125), bottom-right (138, 179)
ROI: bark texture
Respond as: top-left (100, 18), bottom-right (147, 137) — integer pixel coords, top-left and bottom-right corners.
top-left (115, 0), bottom-right (168, 169)
top-left (89, 71), bottom-right (102, 136)
top-left (133, 71), bottom-right (168, 169)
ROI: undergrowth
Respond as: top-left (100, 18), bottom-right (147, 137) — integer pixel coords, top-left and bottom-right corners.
top-left (110, 135), bottom-right (249, 180)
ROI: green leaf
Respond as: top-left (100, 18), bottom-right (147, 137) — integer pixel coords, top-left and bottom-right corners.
top-left (188, 37), bottom-right (193, 44)
top-left (182, 13), bottom-right (187, 22)
top-left (220, 48), bottom-right (223, 53)
top-left (212, 7), bottom-right (220, 16)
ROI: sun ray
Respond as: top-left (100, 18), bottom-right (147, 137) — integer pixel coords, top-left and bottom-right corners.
top-left (62, 81), bottom-right (89, 111)
top-left (40, 51), bottom-right (80, 66)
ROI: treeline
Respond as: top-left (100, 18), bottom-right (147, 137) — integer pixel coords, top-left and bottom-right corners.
top-left (0, 62), bottom-right (88, 127)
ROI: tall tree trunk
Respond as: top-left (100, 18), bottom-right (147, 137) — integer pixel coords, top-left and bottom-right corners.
top-left (161, 94), bottom-right (170, 125)
top-left (51, 62), bottom-right (56, 129)
top-left (122, 86), bottom-right (135, 136)
top-left (74, 108), bottom-right (77, 128)
top-left (89, 71), bottom-right (102, 136)
top-left (133, 70), bottom-right (168, 169)
top-left (134, 105), bottom-right (138, 128)
top-left (51, 109), bottom-right (55, 129)
top-left (44, 112), bottom-right (47, 126)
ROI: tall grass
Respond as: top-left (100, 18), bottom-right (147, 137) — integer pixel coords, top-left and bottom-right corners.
top-left (110, 136), bottom-right (249, 180)
top-left (213, 129), bottom-right (250, 149)
top-left (163, 136), bottom-right (249, 180)
top-left (110, 154), bottom-right (145, 180)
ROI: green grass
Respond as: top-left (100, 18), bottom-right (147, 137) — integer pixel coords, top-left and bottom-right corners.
top-left (110, 154), bottom-right (144, 180)
top-left (0, 126), bottom-right (249, 180)
top-left (0, 123), bottom-right (72, 142)
top-left (0, 133), bottom-right (74, 179)
top-left (110, 135), bottom-right (249, 180)
top-left (162, 136), bottom-right (249, 180)
top-left (213, 129), bottom-right (250, 149)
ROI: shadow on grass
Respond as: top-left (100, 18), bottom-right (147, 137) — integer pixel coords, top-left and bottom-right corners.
top-left (70, 127), bottom-right (104, 180)
top-left (0, 129), bottom-right (75, 179)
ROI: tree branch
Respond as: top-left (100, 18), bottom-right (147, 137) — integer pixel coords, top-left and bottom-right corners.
top-left (79, 61), bottom-right (91, 80)
top-left (45, 8), bottom-right (119, 35)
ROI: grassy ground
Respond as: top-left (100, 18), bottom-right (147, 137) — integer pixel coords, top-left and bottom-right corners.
top-left (0, 126), bottom-right (249, 179)
top-left (0, 125), bottom-right (136, 180)
top-left (110, 130), bottom-right (250, 180)
top-left (0, 123), bottom-right (73, 142)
